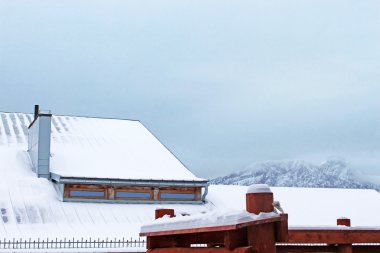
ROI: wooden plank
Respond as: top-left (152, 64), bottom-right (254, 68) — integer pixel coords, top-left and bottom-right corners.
top-left (147, 235), bottom-right (176, 249)
top-left (247, 223), bottom-right (276, 253)
top-left (224, 228), bottom-right (247, 250)
top-left (236, 216), bottom-right (282, 229)
top-left (276, 245), bottom-right (337, 253)
top-left (276, 245), bottom-right (380, 253)
top-left (147, 247), bottom-right (255, 253)
top-left (275, 214), bottom-right (288, 242)
top-left (353, 245), bottom-right (380, 253)
top-left (288, 229), bottom-right (380, 244)
top-left (147, 232), bottom-right (225, 249)
top-left (338, 244), bottom-right (352, 253)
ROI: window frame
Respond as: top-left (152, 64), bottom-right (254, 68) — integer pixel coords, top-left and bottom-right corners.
top-left (114, 190), bottom-right (152, 200)
top-left (68, 188), bottom-right (107, 199)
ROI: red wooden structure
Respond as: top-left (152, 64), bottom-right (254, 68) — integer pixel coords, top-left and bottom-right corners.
top-left (140, 185), bottom-right (380, 253)
top-left (140, 185), bottom-right (288, 252)
top-left (279, 218), bottom-right (380, 253)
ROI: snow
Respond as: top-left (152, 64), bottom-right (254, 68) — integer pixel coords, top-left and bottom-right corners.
top-left (0, 112), bottom-right (210, 241)
top-left (212, 159), bottom-right (380, 191)
top-left (247, 184), bottom-right (271, 193)
top-left (0, 145), bottom-right (212, 240)
top-left (0, 112), bottom-right (204, 181)
top-left (1, 112), bottom-right (380, 241)
top-left (207, 185), bottom-right (380, 227)
top-left (140, 210), bottom-right (278, 234)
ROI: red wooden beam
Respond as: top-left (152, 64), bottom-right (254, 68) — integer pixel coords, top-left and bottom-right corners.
top-left (276, 245), bottom-right (380, 253)
top-left (146, 231), bottom-right (225, 249)
top-left (276, 245), bottom-right (337, 253)
top-left (147, 246), bottom-right (255, 253)
top-left (352, 245), bottom-right (380, 253)
top-left (288, 228), bottom-right (380, 244)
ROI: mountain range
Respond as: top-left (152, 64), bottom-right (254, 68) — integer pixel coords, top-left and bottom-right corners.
top-left (211, 159), bottom-right (380, 191)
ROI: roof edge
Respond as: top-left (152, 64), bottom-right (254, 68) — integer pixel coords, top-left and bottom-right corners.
top-left (0, 111), bottom-right (140, 122)
top-left (51, 173), bottom-right (209, 186)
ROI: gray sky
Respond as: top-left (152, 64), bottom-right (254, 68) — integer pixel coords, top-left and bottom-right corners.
top-left (1, 0), bottom-right (380, 178)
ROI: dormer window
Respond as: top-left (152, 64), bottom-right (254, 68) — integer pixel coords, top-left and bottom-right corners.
top-left (58, 182), bottom-right (205, 203)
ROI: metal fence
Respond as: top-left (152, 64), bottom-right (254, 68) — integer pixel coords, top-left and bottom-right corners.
top-left (0, 237), bottom-right (146, 250)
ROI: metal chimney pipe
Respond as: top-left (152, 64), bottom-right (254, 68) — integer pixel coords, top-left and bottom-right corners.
top-left (34, 105), bottom-right (39, 120)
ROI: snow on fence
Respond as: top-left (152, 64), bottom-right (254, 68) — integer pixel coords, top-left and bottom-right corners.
top-left (0, 237), bottom-right (146, 250)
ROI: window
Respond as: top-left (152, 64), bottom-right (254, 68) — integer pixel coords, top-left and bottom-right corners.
top-left (160, 193), bottom-right (196, 201)
top-left (115, 191), bottom-right (151, 199)
top-left (69, 190), bottom-right (105, 198)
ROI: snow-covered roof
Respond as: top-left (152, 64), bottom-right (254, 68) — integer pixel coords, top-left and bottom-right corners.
top-left (140, 210), bottom-right (279, 235)
top-left (0, 112), bottom-right (204, 181)
top-left (1, 112), bottom-right (380, 241)
top-left (208, 185), bottom-right (380, 227)
top-left (0, 145), bottom-right (379, 240)
top-left (0, 146), bottom-right (210, 240)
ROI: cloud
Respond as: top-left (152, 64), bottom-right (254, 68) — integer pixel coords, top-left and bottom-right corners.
top-left (0, 0), bottom-right (379, 178)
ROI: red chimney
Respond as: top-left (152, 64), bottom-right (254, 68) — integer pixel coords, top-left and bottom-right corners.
top-left (246, 184), bottom-right (274, 214)
top-left (155, 209), bottom-right (175, 219)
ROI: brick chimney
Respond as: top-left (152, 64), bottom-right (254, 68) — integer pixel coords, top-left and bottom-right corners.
top-left (246, 184), bottom-right (274, 214)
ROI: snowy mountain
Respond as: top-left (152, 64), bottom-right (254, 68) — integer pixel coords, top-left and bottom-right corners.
top-left (211, 159), bottom-right (380, 191)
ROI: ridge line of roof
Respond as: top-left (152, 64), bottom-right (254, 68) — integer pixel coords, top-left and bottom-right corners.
top-left (0, 111), bottom-right (140, 122)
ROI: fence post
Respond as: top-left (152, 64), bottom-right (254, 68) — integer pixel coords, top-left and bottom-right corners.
top-left (337, 217), bottom-right (351, 227)
top-left (246, 184), bottom-right (276, 253)
top-left (337, 218), bottom-right (352, 253)
top-left (155, 208), bottom-right (175, 219)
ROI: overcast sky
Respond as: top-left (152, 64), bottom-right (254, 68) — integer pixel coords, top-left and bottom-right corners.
top-left (1, 0), bottom-right (380, 178)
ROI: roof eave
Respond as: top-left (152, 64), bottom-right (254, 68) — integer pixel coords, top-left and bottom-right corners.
top-left (51, 173), bottom-right (209, 187)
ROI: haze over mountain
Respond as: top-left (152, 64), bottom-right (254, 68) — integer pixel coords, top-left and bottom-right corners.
top-left (211, 159), bottom-right (380, 191)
